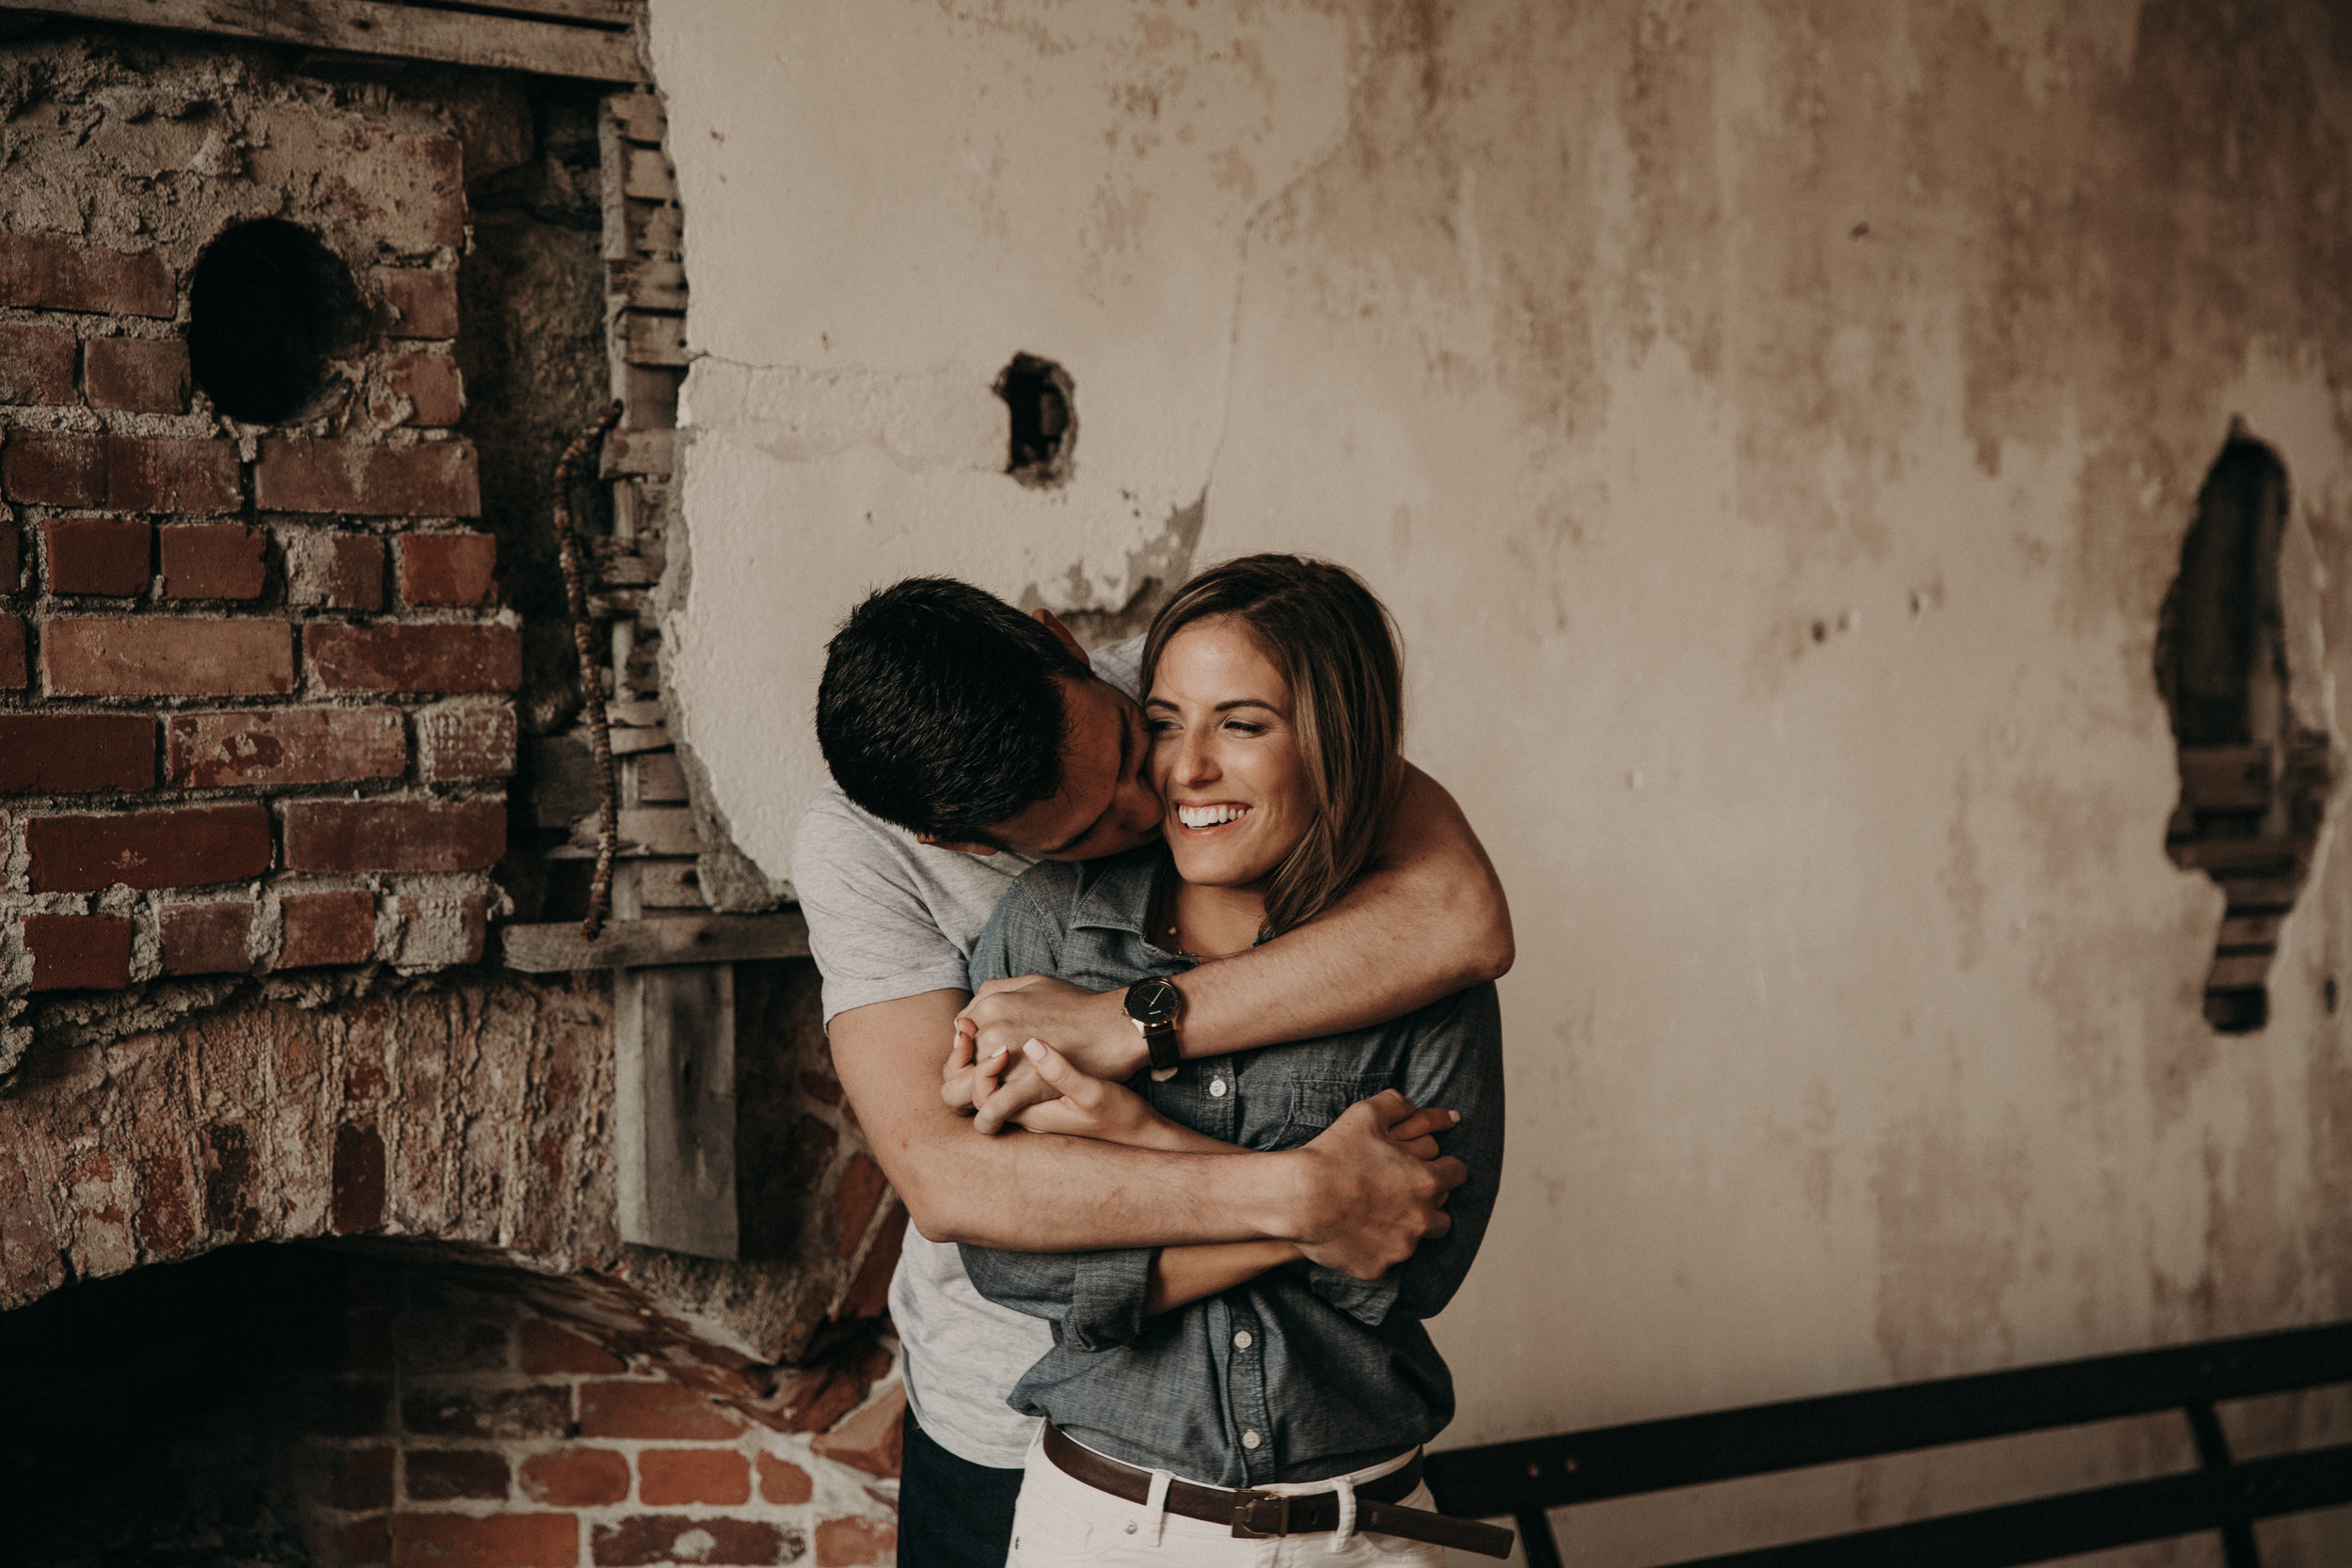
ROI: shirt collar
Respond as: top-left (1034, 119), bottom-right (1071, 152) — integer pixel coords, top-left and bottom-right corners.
top-left (1070, 847), bottom-right (1168, 939)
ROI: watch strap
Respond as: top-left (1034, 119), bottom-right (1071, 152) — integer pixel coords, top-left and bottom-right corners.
top-left (1136, 1017), bottom-right (1181, 1082)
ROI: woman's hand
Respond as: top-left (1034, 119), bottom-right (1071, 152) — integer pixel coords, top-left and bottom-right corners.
top-left (987, 1038), bottom-right (1196, 1149)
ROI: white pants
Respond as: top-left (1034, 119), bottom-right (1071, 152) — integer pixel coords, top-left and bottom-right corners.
top-left (1005, 1431), bottom-right (1444, 1567)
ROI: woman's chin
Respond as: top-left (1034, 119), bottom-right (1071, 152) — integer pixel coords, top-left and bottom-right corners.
top-left (1168, 843), bottom-right (1283, 891)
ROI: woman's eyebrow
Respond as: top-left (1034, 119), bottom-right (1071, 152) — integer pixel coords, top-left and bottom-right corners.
top-left (1213, 699), bottom-right (1282, 714)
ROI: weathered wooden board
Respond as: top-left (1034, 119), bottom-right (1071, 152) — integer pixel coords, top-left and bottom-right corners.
top-left (600, 427), bottom-right (676, 478)
top-left (637, 858), bottom-right (707, 909)
top-left (633, 751), bottom-right (689, 802)
top-left (609, 88), bottom-right (664, 143)
top-left (2178, 743), bottom-right (2277, 813)
top-left (622, 311), bottom-right (687, 367)
top-left (615, 963), bottom-right (738, 1259)
top-left (6, 0), bottom-right (650, 82)
top-left (501, 912), bottom-right (809, 972)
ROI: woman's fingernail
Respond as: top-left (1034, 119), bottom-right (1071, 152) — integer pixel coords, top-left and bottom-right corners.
top-left (1023, 1037), bottom-right (1047, 1061)
top-left (984, 1047), bottom-right (1008, 1066)
top-left (1448, 1110), bottom-right (1462, 1124)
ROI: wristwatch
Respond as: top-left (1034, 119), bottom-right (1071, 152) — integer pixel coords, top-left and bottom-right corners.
top-left (1124, 976), bottom-right (1184, 1082)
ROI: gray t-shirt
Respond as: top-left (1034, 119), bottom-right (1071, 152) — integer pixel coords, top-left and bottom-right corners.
top-left (790, 635), bottom-right (1143, 1470)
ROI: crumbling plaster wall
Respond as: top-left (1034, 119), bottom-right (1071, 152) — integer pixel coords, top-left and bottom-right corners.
top-left (655, 0), bottom-right (2352, 1484)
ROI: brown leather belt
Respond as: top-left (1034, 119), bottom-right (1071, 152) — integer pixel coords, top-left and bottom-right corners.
top-left (1041, 1423), bottom-right (1515, 1558)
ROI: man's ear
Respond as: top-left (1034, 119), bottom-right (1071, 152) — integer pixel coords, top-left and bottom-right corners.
top-left (916, 832), bottom-right (1000, 858)
top-left (1031, 606), bottom-right (1088, 665)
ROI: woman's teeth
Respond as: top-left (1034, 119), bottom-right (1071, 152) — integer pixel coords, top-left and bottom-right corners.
top-left (1177, 803), bottom-right (1251, 830)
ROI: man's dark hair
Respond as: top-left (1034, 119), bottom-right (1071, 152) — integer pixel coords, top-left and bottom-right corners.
top-left (817, 578), bottom-right (1091, 840)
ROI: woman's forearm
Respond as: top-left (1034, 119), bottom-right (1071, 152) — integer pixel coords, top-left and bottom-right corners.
top-left (1146, 1240), bottom-right (1302, 1314)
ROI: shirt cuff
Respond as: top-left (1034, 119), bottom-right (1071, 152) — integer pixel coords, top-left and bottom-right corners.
top-left (1067, 1247), bottom-right (1157, 1350)
top-left (1305, 1264), bottom-right (1402, 1327)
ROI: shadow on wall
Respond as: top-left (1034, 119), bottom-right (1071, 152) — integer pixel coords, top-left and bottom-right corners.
top-left (2157, 427), bottom-right (2341, 1033)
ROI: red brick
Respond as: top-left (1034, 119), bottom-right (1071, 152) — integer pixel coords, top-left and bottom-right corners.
top-left (834, 1152), bottom-right (886, 1258)
top-left (0, 613), bottom-right (23, 688)
top-left (379, 268), bottom-right (459, 339)
top-left (160, 901), bottom-right (256, 975)
top-left (4, 430), bottom-right (102, 506)
top-left (291, 531), bottom-right (387, 610)
top-left (307, 624), bottom-right (521, 695)
top-left (342, 130), bottom-right (467, 249)
top-left (281, 799), bottom-right (504, 874)
top-left (416, 702), bottom-right (516, 784)
top-left (578, 1381), bottom-right (746, 1441)
top-left (255, 436), bottom-right (481, 516)
top-left (0, 233), bottom-right (175, 317)
top-left (810, 1382), bottom-right (905, 1479)
top-left (400, 1386), bottom-right (571, 1440)
top-left (159, 524), bottom-right (265, 599)
top-left (397, 533), bottom-right (497, 608)
top-left (26, 803), bottom-right (272, 892)
top-left (517, 1318), bottom-right (626, 1376)
top-left (637, 1449), bottom-right (751, 1507)
top-left (2, 519), bottom-right (18, 590)
top-left (755, 1453), bottom-right (813, 1506)
top-left (405, 1449), bottom-right (510, 1503)
top-left (44, 617), bottom-right (294, 697)
top-left (344, 1515), bottom-right (393, 1567)
top-left (42, 517), bottom-right (151, 596)
top-left (86, 337), bottom-right (190, 413)
top-left (279, 891), bottom-right (375, 967)
top-left (0, 323), bottom-right (76, 404)
top-left (517, 1449), bottom-right (629, 1508)
top-left (24, 912), bottom-right (133, 991)
top-left (334, 1446), bottom-right (396, 1511)
top-left (838, 1206), bottom-right (905, 1320)
top-left (0, 714), bottom-right (154, 792)
top-left (168, 706), bottom-right (405, 788)
top-left (815, 1519), bottom-right (895, 1568)
top-left (107, 436), bottom-right (241, 514)
top-left (332, 1122), bottom-right (386, 1234)
top-left (378, 353), bottom-right (464, 427)
top-left (390, 1513), bottom-right (577, 1568)
top-left (592, 1517), bottom-right (792, 1568)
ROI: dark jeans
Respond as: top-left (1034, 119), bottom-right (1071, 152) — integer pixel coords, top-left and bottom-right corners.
top-left (899, 1408), bottom-right (1025, 1568)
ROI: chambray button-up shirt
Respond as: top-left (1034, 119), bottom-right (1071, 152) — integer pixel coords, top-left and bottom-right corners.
top-left (959, 847), bottom-right (1505, 1488)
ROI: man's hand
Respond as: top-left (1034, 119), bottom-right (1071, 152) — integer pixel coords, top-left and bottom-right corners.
top-left (1285, 1091), bottom-right (1467, 1281)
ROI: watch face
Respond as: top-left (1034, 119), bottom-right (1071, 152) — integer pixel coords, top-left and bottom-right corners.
top-left (1126, 977), bottom-right (1181, 1026)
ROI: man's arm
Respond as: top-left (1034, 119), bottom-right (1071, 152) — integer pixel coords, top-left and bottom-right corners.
top-left (833, 988), bottom-right (1462, 1270)
top-left (957, 764), bottom-right (1514, 1126)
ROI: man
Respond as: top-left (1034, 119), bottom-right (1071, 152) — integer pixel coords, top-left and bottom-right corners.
top-left (794, 577), bottom-right (1513, 1566)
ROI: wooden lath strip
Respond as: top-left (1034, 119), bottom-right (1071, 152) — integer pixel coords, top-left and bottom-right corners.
top-left (0, 0), bottom-right (650, 83)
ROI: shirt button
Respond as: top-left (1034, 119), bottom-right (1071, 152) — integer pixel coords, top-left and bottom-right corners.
top-left (1233, 1330), bottom-right (1253, 1349)
top-left (1209, 1078), bottom-right (1229, 1098)
top-left (1124, 1522), bottom-right (1138, 1535)
top-left (1242, 1430), bottom-right (1262, 1450)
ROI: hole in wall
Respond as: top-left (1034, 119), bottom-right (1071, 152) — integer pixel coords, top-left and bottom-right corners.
top-left (2155, 430), bottom-right (2337, 1034)
top-left (995, 352), bottom-right (1075, 488)
top-left (187, 218), bottom-right (366, 424)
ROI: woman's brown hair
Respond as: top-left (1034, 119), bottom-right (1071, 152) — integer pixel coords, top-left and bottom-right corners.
top-left (1143, 554), bottom-right (1405, 938)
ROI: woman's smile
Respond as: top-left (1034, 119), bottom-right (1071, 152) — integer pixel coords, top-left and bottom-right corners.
top-left (1173, 800), bottom-right (1255, 832)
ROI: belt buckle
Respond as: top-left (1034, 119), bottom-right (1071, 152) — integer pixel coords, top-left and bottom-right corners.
top-left (1230, 1489), bottom-right (1292, 1539)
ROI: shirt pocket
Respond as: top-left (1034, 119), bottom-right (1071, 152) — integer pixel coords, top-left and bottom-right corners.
top-left (1286, 1073), bottom-right (1392, 1132)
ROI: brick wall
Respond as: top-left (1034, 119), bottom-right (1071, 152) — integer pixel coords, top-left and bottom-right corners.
top-left (325, 1263), bottom-right (901, 1568)
top-left (1, 227), bottom-right (507, 997)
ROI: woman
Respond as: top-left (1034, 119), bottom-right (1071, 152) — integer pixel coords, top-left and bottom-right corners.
top-left (958, 555), bottom-right (1506, 1564)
